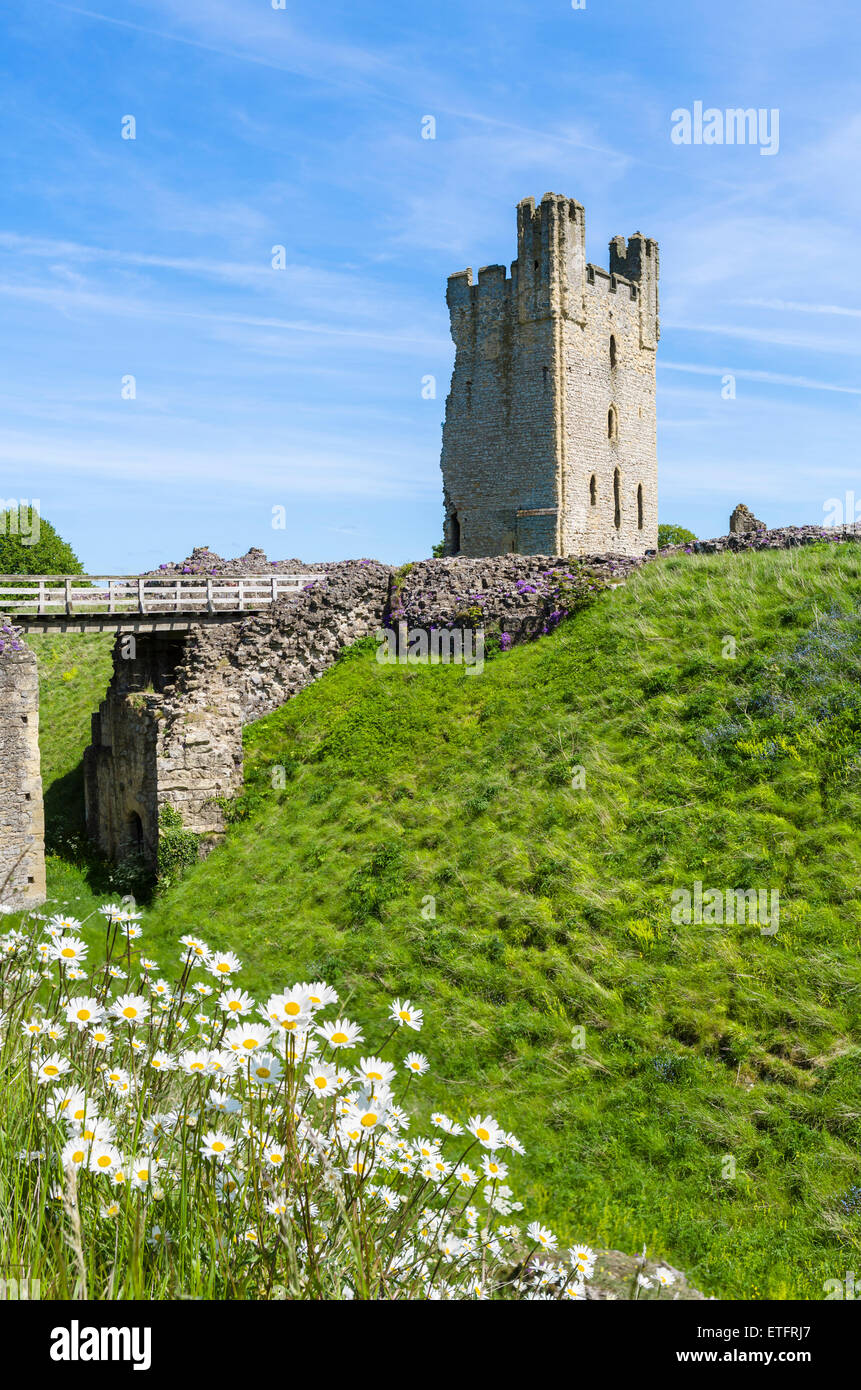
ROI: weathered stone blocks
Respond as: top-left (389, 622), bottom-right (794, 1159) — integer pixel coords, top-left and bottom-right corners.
top-left (0, 647), bottom-right (46, 906)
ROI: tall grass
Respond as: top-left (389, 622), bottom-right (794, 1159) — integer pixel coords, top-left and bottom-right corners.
top-left (0, 904), bottom-right (611, 1300)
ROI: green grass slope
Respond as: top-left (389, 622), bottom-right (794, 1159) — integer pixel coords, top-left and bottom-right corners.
top-left (133, 544), bottom-right (861, 1299)
top-left (25, 546), bottom-right (861, 1298)
top-left (27, 632), bottom-right (116, 910)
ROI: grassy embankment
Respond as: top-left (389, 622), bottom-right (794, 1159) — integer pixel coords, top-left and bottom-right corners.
top-left (29, 544), bottom-right (861, 1298)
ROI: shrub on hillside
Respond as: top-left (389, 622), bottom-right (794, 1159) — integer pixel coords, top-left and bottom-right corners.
top-left (156, 805), bottom-right (200, 889)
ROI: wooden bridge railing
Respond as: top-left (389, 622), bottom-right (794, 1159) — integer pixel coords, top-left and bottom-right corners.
top-left (0, 574), bottom-right (325, 618)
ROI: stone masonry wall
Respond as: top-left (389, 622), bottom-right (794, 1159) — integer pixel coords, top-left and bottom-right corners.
top-left (440, 193), bottom-right (659, 560)
top-left (84, 563), bottom-right (394, 865)
top-left (84, 528), bottom-right (861, 867)
top-left (0, 647), bottom-right (46, 906)
top-left (84, 553), bottom-right (634, 864)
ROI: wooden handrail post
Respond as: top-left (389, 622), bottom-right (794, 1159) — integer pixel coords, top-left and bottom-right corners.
top-left (138, 577), bottom-right (145, 614)
top-left (206, 578), bottom-right (214, 613)
top-left (39, 579), bottom-right (47, 616)
top-left (65, 578), bottom-right (72, 616)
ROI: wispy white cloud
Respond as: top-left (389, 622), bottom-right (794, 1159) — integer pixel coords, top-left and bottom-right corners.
top-left (659, 360), bottom-right (861, 395)
top-left (741, 298), bottom-right (861, 319)
top-left (0, 429), bottom-right (437, 498)
top-left (662, 319), bottom-right (861, 356)
top-left (46, 1), bottom-right (400, 96)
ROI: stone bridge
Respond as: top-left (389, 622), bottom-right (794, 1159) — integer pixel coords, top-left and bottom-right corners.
top-left (0, 573), bottom-right (322, 634)
top-left (0, 571), bottom-right (324, 906)
top-left (2, 552), bottom-right (613, 904)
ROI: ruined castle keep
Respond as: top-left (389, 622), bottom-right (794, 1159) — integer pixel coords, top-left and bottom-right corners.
top-left (0, 648), bottom-right (46, 906)
top-left (440, 193), bottom-right (659, 559)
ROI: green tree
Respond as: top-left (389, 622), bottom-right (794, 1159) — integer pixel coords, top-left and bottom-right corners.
top-left (0, 508), bottom-right (83, 575)
top-left (658, 523), bottom-right (697, 549)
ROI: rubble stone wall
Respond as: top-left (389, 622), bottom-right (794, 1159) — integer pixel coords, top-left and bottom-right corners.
top-left (0, 648), bottom-right (46, 906)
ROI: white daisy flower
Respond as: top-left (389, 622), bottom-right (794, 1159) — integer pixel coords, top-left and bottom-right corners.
top-left (110, 994), bottom-right (150, 1025)
top-left (527, 1221), bottom-right (558, 1251)
top-left (65, 997), bottom-right (104, 1029)
top-left (317, 1017), bottom-right (363, 1050)
top-left (389, 998), bottom-right (423, 1031)
top-left (467, 1113), bottom-right (503, 1149)
top-left (201, 1130), bottom-right (235, 1160)
top-left (208, 950), bottom-right (242, 979)
top-left (34, 1052), bottom-right (71, 1085)
top-left (52, 935), bottom-right (88, 964)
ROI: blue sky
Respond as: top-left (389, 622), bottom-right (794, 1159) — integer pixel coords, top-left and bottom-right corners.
top-left (1, 0), bottom-right (859, 571)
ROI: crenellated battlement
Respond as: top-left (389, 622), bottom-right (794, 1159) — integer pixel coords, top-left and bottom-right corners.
top-left (441, 191), bottom-right (660, 560)
top-left (446, 193), bottom-right (658, 346)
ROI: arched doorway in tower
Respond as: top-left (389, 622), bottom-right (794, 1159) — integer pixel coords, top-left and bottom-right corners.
top-left (126, 810), bottom-right (144, 856)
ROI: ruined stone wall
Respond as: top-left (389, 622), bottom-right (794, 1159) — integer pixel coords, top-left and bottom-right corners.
top-left (0, 647), bottom-right (46, 906)
top-left (85, 529), bottom-right (859, 868)
top-left (396, 552), bottom-right (642, 637)
top-left (84, 564), bottom-right (393, 864)
top-left (85, 554), bottom-right (632, 864)
top-left (440, 193), bottom-right (659, 561)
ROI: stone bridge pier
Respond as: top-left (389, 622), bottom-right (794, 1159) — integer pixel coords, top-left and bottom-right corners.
top-left (84, 630), bottom-right (244, 867)
top-left (84, 562), bottom-right (395, 868)
top-left (0, 647), bottom-right (46, 907)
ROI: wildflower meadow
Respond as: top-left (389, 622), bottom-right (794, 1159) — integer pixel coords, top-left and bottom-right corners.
top-left (0, 901), bottom-right (636, 1301)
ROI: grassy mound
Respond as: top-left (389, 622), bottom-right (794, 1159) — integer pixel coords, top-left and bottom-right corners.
top-left (30, 544), bottom-right (861, 1297)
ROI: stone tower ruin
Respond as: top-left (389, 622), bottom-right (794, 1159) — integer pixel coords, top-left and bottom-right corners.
top-left (440, 192), bottom-right (659, 558)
